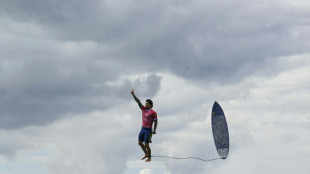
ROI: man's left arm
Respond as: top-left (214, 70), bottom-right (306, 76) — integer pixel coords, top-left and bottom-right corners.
top-left (153, 113), bottom-right (158, 134)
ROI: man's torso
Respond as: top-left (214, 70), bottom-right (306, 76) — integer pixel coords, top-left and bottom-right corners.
top-left (141, 106), bottom-right (157, 128)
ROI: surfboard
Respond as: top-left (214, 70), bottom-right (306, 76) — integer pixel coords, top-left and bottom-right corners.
top-left (211, 101), bottom-right (229, 159)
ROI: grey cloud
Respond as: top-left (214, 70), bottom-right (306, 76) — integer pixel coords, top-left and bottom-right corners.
top-left (132, 74), bottom-right (162, 98)
top-left (1, 0), bottom-right (309, 84)
top-left (0, 139), bottom-right (23, 158)
top-left (0, 13), bottom-right (163, 129)
top-left (111, 74), bottom-right (162, 99)
top-left (0, 50), bottom-right (162, 129)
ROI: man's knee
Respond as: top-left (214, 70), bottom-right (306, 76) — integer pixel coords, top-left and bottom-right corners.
top-left (138, 141), bottom-right (144, 146)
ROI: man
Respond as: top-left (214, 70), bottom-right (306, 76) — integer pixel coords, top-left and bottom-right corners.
top-left (131, 89), bottom-right (158, 162)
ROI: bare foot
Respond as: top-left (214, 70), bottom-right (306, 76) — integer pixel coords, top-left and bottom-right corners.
top-left (141, 155), bottom-right (148, 160)
top-left (145, 157), bottom-right (151, 162)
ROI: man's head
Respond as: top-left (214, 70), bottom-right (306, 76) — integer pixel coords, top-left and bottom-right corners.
top-left (145, 99), bottom-right (153, 109)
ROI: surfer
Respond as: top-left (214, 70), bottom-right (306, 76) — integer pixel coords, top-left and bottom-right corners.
top-left (131, 89), bottom-right (158, 162)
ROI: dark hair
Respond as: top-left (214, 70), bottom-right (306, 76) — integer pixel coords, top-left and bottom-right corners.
top-left (146, 99), bottom-right (153, 108)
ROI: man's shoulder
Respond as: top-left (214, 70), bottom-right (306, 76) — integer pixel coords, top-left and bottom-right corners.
top-left (151, 109), bottom-right (157, 116)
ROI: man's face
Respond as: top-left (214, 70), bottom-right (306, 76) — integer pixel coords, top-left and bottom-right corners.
top-left (145, 102), bottom-right (152, 109)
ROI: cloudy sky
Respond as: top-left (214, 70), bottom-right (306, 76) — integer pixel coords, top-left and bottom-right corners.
top-left (0, 0), bottom-right (309, 174)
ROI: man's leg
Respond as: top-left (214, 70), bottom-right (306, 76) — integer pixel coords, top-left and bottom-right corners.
top-left (138, 141), bottom-right (149, 160)
top-left (145, 143), bottom-right (151, 162)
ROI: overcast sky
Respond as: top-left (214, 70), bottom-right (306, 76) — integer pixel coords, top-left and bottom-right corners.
top-left (0, 0), bottom-right (309, 174)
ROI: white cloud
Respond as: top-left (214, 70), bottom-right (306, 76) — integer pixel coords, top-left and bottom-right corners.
top-left (139, 169), bottom-right (154, 174)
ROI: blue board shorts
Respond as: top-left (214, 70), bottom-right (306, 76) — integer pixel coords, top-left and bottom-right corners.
top-left (138, 127), bottom-right (152, 143)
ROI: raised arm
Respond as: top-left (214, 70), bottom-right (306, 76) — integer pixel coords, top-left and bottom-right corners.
top-left (131, 89), bottom-right (142, 108)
